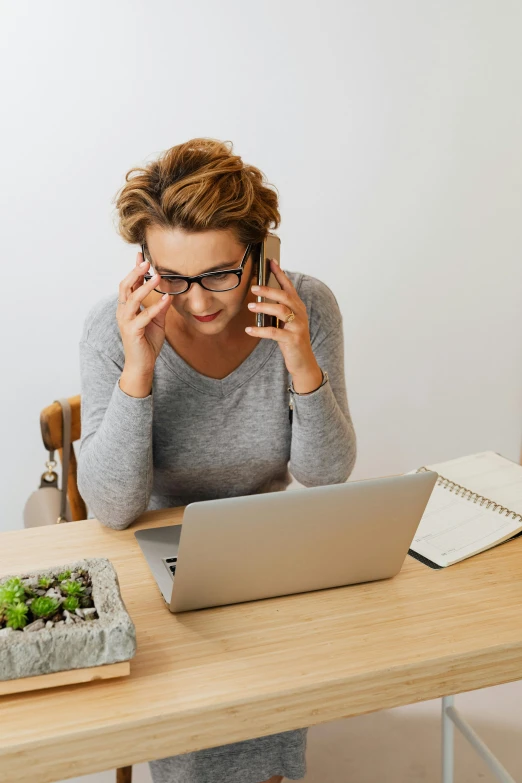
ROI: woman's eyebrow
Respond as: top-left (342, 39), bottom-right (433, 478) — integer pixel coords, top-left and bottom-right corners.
top-left (153, 260), bottom-right (238, 275)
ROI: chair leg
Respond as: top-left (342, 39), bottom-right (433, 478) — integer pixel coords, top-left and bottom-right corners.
top-left (116, 766), bottom-right (132, 783)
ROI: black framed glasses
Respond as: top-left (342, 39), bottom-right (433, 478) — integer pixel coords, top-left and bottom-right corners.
top-left (142, 244), bottom-right (252, 295)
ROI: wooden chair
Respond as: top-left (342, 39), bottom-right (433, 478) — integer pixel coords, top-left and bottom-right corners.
top-left (40, 395), bottom-right (133, 783)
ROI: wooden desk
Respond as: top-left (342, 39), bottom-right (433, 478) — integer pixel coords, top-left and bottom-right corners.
top-left (1, 510), bottom-right (522, 783)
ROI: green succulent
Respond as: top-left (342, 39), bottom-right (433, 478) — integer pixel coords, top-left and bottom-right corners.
top-left (5, 602), bottom-right (29, 630)
top-left (0, 578), bottom-right (26, 608)
top-left (30, 596), bottom-right (60, 618)
top-left (62, 596), bottom-right (79, 612)
top-left (38, 575), bottom-right (53, 588)
top-left (57, 570), bottom-right (71, 582)
top-left (61, 580), bottom-right (84, 597)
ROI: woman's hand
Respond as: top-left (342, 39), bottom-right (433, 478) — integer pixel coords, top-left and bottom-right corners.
top-left (245, 260), bottom-right (323, 394)
top-left (116, 251), bottom-right (171, 396)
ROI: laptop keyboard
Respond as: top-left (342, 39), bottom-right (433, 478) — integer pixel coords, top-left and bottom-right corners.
top-left (163, 556), bottom-right (177, 579)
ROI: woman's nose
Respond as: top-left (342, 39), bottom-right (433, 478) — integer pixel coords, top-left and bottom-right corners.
top-left (186, 282), bottom-right (215, 311)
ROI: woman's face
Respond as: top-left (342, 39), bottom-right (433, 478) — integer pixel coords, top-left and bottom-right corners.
top-left (144, 226), bottom-right (255, 336)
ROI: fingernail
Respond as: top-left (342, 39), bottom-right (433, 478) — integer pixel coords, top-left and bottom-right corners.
top-left (247, 303), bottom-right (256, 309)
top-left (245, 327), bottom-right (253, 333)
top-left (251, 286), bottom-right (259, 292)
top-left (140, 260), bottom-right (148, 267)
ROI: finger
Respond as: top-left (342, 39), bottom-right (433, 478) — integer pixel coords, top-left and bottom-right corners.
top-left (251, 283), bottom-right (295, 309)
top-left (125, 272), bottom-right (162, 313)
top-left (244, 325), bottom-right (288, 341)
top-left (268, 258), bottom-right (295, 292)
top-left (133, 293), bottom-right (170, 330)
top-left (130, 251), bottom-right (150, 292)
top-left (247, 301), bottom-right (297, 323)
top-left (119, 254), bottom-right (150, 301)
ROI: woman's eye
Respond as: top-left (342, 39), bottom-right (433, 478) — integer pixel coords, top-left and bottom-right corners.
top-left (212, 273), bottom-right (228, 281)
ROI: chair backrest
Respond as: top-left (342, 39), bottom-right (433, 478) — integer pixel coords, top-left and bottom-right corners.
top-left (40, 395), bottom-right (87, 521)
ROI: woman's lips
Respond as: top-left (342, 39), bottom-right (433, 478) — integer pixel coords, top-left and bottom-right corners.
top-left (192, 310), bottom-right (222, 322)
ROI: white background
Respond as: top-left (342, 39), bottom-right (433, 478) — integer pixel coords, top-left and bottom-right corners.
top-left (2, 4), bottom-right (522, 782)
top-left (1, 0), bottom-right (521, 529)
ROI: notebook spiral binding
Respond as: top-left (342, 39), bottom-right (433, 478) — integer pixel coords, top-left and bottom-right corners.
top-left (417, 466), bottom-right (522, 523)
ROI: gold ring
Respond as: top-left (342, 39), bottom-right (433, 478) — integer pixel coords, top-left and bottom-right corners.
top-left (284, 309), bottom-right (296, 324)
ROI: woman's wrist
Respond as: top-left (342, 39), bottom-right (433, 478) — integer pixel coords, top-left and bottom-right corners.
top-left (119, 367), bottom-right (154, 398)
top-left (290, 362), bottom-right (324, 394)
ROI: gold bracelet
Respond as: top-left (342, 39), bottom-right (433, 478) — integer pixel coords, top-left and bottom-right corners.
top-left (288, 370), bottom-right (329, 396)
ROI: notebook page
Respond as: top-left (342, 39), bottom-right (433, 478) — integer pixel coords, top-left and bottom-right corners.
top-left (411, 482), bottom-right (522, 567)
top-left (426, 451), bottom-right (522, 515)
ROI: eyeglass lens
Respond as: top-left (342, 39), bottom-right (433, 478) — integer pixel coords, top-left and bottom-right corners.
top-left (153, 272), bottom-right (240, 294)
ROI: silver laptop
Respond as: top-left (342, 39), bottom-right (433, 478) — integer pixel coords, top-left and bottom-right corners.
top-left (135, 471), bottom-right (437, 613)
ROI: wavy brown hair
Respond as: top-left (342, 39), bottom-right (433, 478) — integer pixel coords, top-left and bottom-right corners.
top-left (114, 138), bottom-right (280, 249)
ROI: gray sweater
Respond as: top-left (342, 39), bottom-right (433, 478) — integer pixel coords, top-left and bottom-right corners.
top-left (77, 271), bottom-right (357, 530)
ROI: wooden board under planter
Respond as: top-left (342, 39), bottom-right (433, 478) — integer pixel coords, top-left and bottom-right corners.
top-left (0, 659), bottom-right (130, 696)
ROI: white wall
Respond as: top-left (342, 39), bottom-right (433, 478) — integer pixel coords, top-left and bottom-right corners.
top-left (1, 0), bottom-right (521, 531)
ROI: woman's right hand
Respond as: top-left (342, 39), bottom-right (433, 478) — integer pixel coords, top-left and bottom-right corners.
top-left (116, 251), bottom-right (171, 396)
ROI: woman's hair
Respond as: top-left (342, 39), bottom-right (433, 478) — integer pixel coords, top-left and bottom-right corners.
top-left (114, 138), bottom-right (280, 248)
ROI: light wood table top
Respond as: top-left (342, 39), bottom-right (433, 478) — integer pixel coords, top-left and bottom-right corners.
top-left (1, 510), bottom-right (522, 783)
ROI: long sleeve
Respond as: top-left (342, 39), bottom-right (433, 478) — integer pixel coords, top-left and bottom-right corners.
top-left (77, 340), bottom-right (154, 530)
top-left (289, 317), bottom-right (357, 487)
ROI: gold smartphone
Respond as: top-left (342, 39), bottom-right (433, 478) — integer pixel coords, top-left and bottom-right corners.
top-left (256, 233), bottom-right (282, 328)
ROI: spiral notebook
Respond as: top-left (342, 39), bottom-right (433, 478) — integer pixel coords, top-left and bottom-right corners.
top-left (407, 451), bottom-right (522, 568)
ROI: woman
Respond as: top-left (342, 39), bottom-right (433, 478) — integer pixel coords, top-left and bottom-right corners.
top-left (77, 138), bottom-right (357, 783)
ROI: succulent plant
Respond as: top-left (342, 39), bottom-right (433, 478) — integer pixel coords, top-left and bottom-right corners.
top-left (5, 602), bottom-right (29, 630)
top-left (0, 568), bottom-right (97, 632)
top-left (61, 580), bottom-right (84, 597)
top-left (62, 596), bottom-right (79, 612)
top-left (30, 596), bottom-right (60, 618)
top-left (0, 577), bottom-right (26, 608)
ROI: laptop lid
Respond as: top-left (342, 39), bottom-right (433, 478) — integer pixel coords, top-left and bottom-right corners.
top-left (170, 471), bottom-right (437, 612)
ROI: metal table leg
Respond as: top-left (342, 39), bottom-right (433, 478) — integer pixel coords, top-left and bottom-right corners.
top-left (442, 696), bottom-right (454, 783)
top-left (441, 696), bottom-right (516, 783)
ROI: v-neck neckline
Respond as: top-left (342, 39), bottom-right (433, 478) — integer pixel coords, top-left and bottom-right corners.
top-left (158, 332), bottom-right (278, 397)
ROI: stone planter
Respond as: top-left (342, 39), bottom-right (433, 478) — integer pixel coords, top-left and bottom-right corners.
top-left (0, 558), bottom-right (136, 682)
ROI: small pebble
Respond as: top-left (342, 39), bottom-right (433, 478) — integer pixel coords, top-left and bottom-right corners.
top-left (83, 608), bottom-right (97, 617)
top-left (23, 619), bottom-right (46, 633)
top-left (45, 588), bottom-right (63, 601)
top-left (45, 621), bottom-right (53, 629)
top-left (75, 609), bottom-right (84, 619)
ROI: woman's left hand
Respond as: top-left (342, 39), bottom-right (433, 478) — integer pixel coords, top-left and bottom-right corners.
top-left (246, 260), bottom-right (323, 394)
